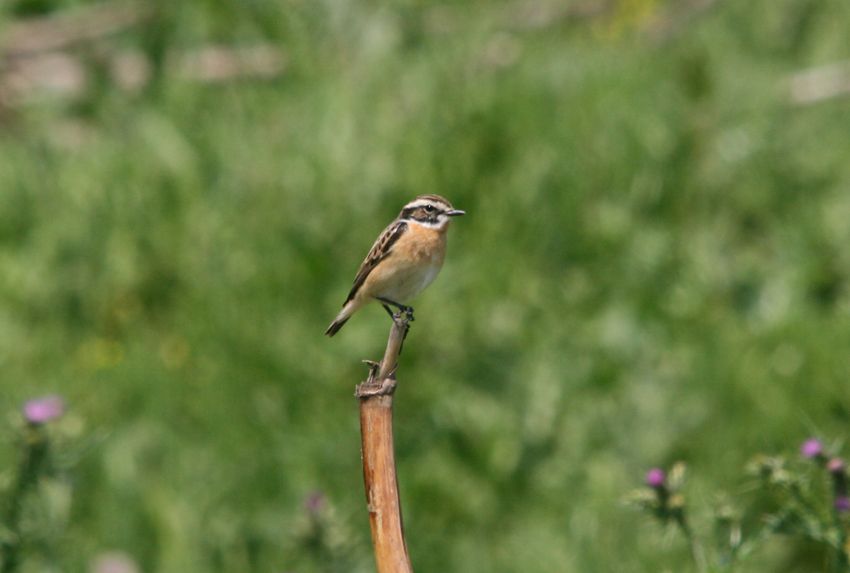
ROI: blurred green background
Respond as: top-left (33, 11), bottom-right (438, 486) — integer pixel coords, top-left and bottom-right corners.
top-left (2, 0), bottom-right (850, 571)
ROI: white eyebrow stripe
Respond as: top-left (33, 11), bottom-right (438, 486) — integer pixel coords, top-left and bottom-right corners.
top-left (403, 200), bottom-right (448, 210)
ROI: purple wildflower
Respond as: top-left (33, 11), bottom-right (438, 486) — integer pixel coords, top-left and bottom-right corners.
top-left (835, 496), bottom-right (850, 513)
top-left (23, 395), bottom-right (65, 424)
top-left (801, 438), bottom-right (824, 459)
top-left (305, 490), bottom-right (326, 515)
top-left (646, 468), bottom-right (666, 489)
top-left (828, 457), bottom-right (846, 475)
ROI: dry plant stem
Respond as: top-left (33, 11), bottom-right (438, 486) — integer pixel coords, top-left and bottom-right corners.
top-left (355, 314), bottom-right (414, 573)
top-left (675, 514), bottom-right (707, 573)
top-left (1, 1), bottom-right (152, 58)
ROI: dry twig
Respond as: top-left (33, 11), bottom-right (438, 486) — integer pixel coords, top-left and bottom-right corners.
top-left (0, 2), bottom-right (286, 107)
top-left (1, 1), bottom-right (151, 59)
top-left (0, 45), bottom-right (286, 105)
top-left (355, 314), bottom-right (414, 573)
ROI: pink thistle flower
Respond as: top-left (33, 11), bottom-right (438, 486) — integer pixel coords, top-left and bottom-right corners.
top-left (23, 395), bottom-right (65, 424)
top-left (828, 458), bottom-right (846, 475)
top-left (801, 438), bottom-right (824, 459)
top-left (305, 490), bottom-right (326, 515)
top-left (645, 468), bottom-right (666, 489)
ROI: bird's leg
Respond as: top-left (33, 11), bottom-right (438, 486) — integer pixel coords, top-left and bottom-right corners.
top-left (375, 297), bottom-right (414, 356)
top-left (376, 296), bottom-right (403, 312)
top-left (376, 297), bottom-right (415, 323)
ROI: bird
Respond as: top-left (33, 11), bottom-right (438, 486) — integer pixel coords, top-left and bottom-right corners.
top-left (325, 194), bottom-right (465, 337)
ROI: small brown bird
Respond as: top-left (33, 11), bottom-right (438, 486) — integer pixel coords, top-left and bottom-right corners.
top-left (325, 195), bottom-right (465, 336)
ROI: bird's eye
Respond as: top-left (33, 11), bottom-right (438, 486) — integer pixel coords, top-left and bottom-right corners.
top-left (425, 205), bottom-right (435, 212)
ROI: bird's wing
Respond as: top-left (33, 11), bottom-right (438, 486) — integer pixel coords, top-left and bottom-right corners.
top-left (344, 220), bottom-right (408, 304)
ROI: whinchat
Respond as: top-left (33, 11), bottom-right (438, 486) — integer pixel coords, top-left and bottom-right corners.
top-left (325, 194), bottom-right (465, 336)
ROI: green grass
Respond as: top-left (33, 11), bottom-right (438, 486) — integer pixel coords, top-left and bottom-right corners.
top-left (2, 0), bottom-right (850, 570)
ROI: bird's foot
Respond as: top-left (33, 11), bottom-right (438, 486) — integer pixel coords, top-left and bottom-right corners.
top-left (377, 297), bottom-right (415, 323)
top-left (401, 305), bottom-right (414, 323)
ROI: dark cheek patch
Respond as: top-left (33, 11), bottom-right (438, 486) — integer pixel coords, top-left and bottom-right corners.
top-left (402, 206), bottom-right (440, 224)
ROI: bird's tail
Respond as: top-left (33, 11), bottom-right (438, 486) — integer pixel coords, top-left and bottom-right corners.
top-left (324, 300), bottom-right (357, 337)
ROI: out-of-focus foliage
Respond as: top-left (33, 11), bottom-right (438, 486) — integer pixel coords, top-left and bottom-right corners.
top-left (627, 446), bottom-right (850, 571)
top-left (1, 0), bottom-right (850, 571)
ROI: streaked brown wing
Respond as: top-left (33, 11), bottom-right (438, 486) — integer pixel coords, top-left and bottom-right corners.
top-left (344, 220), bottom-right (408, 304)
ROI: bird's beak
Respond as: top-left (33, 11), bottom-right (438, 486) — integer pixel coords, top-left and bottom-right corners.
top-left (446, 209), bottom-right (466, 217)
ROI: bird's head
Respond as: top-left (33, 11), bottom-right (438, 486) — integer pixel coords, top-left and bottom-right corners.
top-left (399, 195), bottom-right (465, 230)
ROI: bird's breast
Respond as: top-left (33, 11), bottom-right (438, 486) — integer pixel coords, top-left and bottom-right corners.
top-left (400, 223), bottom-right (447, 265)
top-left (368, 224), bottom-right (447, 302)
